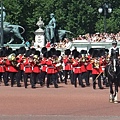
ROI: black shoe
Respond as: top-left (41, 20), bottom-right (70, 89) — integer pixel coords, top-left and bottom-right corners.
top-left (17, 84), bottom-right (21, 87)
top-left (55, 84), bottom-right (58, 88)
top-left (93, 85), bottom-right (96, 89)
top-left (65, 82), bottom-right (67, 85)
top-left (81, 84), bottom-right (85, 88)
top-left (31, 86), bottom-right (36, 89)
top-left (86, 83), bottom-right (90, 86)
top-left (11, 85), bottom-right (13, 87)
top-left (99, 86), bottom-right (104, 89)
top-left (5, 83), bottom-right (9, 86)
top-left (106, 83), bottom-right (109, 87)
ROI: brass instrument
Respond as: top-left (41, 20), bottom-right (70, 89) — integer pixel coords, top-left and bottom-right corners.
top-left (93, 59), bottom-right (100, 69)
top-left (33, 55), bottom-right (41, 66)
top-left (8, 53), bottom-right (16, 61)
top-left (8, 53), bottom-right (20, 68)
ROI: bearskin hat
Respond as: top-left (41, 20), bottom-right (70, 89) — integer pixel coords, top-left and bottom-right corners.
top-left (72, 49), bottom-right (78, 56)
top-left (50, 47), bottom-right (56, 56)
top-left (65, 49), bottom-right (71, 56)
top-left (29, 48), bottom-right (36, 55)
top-left (81, 50), bottom-right (87, 54)
top-left (41, 47), bottom-right (47, 54)
top-left (100, 48), bottom-right (105, 57)
top-left (35, 50), bottom-right (40, 57)
top-left (18, 46), bottom-right (26, 55)
top-left (46, 51), bottom-right (52, 58)
top-left (73, 51), bottom-right (80, 59)
top-left (24, 50), bottom-right (31, 57)
top-left (5, 48), bottom-right (13, 56)
top-left (56, 50), bottom-right (61, 57)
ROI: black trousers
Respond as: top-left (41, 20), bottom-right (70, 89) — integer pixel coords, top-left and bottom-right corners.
top-left (3, 71), bottom-right (9, 85)
top-left (64, 70), bottom-right (73, 84)
top-left (47, 73), bottom-right (58, 88)
top-left (73, 73), bottom-right (84, 87)
top-left (41, 71), bottom-right (47, 83)
top-left (81, 72), bottom-right (89, 85)
top-left (9, 72), bottom-right (18, 86)
top-left (92, 74), bottom-right (102, 88)
top-left (23, 72), bottom-right (32, 88)
top-left (31, 72), bottom-right (40, 87)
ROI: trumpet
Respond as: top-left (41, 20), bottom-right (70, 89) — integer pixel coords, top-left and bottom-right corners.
top-left (93, 59), bottom-right (100, 69)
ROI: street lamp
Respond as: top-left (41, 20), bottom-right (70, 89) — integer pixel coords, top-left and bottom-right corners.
top-left (0, 0), bottom-right (4, 47)
top-left (98, 2), bottom-right (112, 33)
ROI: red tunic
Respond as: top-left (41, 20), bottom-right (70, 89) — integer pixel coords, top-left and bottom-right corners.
top-left (0, 57), bottom-right (5, 72)
top-left (72, 59), bottom-right (81, 74)
top-left (63, 57), bottom-right (72, 70)
top-left (23, 58), bottom-right (33, 73)
top-left (46, 59), bottom-right (55, 74)
top-left (6, 60), bottom-right (18, 72)
top-left (41, 58), bottom-right (47, 72)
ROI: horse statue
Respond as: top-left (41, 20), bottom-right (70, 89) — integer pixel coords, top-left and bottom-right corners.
top-left (105, 58), bottom-right (120, 103)
top-left (45, 28), bottom-right (73, 43)
top-left (2, 22), bottom-right (25, 44)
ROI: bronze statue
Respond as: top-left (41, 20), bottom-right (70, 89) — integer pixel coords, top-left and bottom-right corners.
top-left (45, 13), bottom-right (56, 43)
top-left (45, 13), bottom-right (73, 44)
top-left (0, 6), bottom-right (25, 44)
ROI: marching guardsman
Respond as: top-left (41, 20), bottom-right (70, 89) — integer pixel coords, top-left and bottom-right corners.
top-left (23, 50), bottom-right (33, 88)
top-left (72, 51), bottom-right (85, 87)
top-left (46, 51), bottom-right (58, 88)
top-left (92, 49), bottom-right (104, 89)
top-left (40, 47), bottom-right (48, 86)
top-left (0, 49), bottom-right (6, 85)
top-left (80, 50), bottom-right (90, 86)
top-left (63, 49), bottom-right (73, 84)
top-left (7, 52), bottom-right (19, 87)
top-left (55, 50), bottom-right (64, 83)
top-left (16, 46), bottom-right (26, 84)
top-left (31, 51), bottom-right (41, 88)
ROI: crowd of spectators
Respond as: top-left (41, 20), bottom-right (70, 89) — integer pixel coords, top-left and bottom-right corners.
top-left (72, 32), bottom-right (120, 42)
top-left (32, 32), bottom-right (120, 50)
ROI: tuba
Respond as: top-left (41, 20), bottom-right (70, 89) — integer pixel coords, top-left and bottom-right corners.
top-left (8, 53), bottom-right (16, 61)
top-left (8, 53), bottom-right (19, 68)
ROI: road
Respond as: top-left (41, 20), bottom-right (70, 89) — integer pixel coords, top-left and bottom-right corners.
top-left (0, 81), bottom-right (120, 120)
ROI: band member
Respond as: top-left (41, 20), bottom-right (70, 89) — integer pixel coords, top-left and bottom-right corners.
top-left (92, 56), bottom-right (104, 89)
top-left (80, 50), bottom-right (90, 86)
top-left (72, 51), bottom-right (85, 87)
top-left (31, 51), bottom-right (41, 88)
top-left (16, 46), bottom-right (26, 84)
top-left (63, 49), bottom-right (73, 84)
top-left (46, 51), bottom-right (58, 88)
top-left (7, 52), bottom-right (19, 87)
top-left (0, 50), bottom-right (6, 85)
top-left (23, 50), bottom-right (33, 88)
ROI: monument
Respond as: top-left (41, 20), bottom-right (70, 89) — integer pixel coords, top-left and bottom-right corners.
top-left (0, 6), bottom-right (25, 48)
top-left (34, 17), bottom-right (45, 48)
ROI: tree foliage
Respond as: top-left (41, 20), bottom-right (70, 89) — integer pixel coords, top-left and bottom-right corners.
top-left (2, 0), bottom-right (120, 41)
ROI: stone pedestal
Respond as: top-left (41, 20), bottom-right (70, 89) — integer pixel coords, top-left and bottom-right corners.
top-left (34, 28), bottom-right (45, 48)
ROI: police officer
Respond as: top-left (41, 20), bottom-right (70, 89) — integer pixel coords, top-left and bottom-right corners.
top-left (109, 40), bottom-right (119, 59)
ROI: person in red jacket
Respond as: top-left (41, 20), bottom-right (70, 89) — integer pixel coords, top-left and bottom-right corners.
top-left (46, 51), bottom-right (58, 88)
top-left (7, 53), bottom-right (19, 87)
top-left (92, 57), bottom-right (104, 89)
top-left (23, 51), bottom-right (33, 88)
top-left (72, 51), bottom-right (85, 87)
top-left (31, 51), bottom-right (41, 88)
top-left (63, 49), bottom-right (73, 84)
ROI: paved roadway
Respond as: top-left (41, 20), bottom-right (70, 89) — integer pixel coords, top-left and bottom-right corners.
top-left (0, 81), bottom-right (120, 120)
